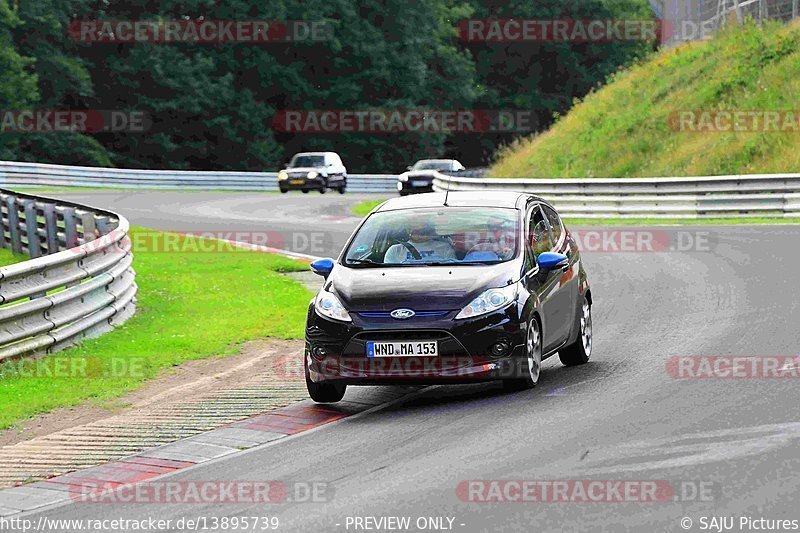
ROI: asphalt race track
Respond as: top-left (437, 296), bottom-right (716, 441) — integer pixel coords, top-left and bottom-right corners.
top-left (21, 191), bottom-right (800, 532)
top-left (54, 191), bottom-right (376, 257)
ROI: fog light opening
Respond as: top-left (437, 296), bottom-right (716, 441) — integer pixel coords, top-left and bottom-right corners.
top-left (312, 345), bottom-right (329, 360)
top-left (490, 341), bottom-right (511, 357)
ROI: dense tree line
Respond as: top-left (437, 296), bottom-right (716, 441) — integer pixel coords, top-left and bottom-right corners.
top-left (0, 0), bottom-right (652, 172)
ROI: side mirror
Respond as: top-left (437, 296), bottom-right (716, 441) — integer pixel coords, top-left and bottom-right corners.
top-left (310, 258), bottom-right (335, 278)
top-left (537, 252), bottom-right (569, 272)
top-left (406, 166), bottom-right (413, 171)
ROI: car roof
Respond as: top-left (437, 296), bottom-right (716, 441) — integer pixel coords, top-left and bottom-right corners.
top-left (415, 159), bottom-right (455, 163)
top-left (375, 191), bottom-right (547, 211)
top-left (292, 152), bottom-right (335, 157)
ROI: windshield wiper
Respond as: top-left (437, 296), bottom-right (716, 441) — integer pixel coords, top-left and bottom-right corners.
top-left (347, 258), bottom-right (383, 266)
top-left (408, 260), bottom-right (460, 266)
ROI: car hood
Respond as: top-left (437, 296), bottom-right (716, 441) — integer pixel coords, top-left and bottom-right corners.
top-left (328, 263), bottom-right (517, 312)
top-left (284, 167), bottom-right (324, 175)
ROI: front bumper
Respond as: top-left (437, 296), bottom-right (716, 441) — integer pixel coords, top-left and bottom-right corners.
top-left (397, 180), bottom-right (434, 195)
top-left (279, 176), bottom-right (325, 190)
top-left (305, 304), bottom-right (526, 385)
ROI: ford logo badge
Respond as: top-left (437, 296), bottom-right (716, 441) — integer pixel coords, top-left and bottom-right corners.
top-left (390, 308), bottom-right (415, 320)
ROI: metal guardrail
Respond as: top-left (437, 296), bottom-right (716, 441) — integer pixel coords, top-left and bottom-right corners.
top-left (3, 160), bottom-right (798, 218)
top-left (433, 173), bottom-right (800, 218)
top-left (0, 189), bottom-right (137, 362)
top-left (0, 161), bottom-right (489, 193)
top-left (0, 161), bottom-right (398, 193)
top-left (659, 0), bottom-right (799, 45)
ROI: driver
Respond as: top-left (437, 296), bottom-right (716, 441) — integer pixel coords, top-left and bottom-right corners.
top-left (384, 217), bottom-right (456, 264)
top-left (464, 215), bottom-right (516, 260)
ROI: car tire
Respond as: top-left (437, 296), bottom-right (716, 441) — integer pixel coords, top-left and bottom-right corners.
top-left (558, 296), bottom-right (592, 366)
top-left (280, 188), bottom-right (288, 194)
top-left (338, 186), bottom-right (346, 194)
top-left (503, 317), bottom-right (542, 390)
top-left (302, 190), bottom-right (309, 194)
top-left (319, 186), bottom-right (326, 194)
top-left (305, 361), bottom-right (346, 403)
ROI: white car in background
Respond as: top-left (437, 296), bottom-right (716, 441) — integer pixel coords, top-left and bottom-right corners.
top-left (397, 159), bottom-right (465, 195)
top-left (278, 152), bottom-right (348, 194)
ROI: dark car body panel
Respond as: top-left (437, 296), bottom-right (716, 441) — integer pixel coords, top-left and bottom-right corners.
top-left (305, 191), bottom-right (591, 385)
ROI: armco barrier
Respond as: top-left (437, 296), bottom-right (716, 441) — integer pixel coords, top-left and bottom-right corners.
top-left (0, 161), bottom-right (398, 193)
top-left (433, 174), bottom-right (800, 218)
top-left (2, 160), bottom-right (798, 218)
top-left (0, 189), bottom-right (136, 362)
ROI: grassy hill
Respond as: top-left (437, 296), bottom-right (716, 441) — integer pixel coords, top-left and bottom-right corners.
top-left (491, 20), bottom-right (800, 178)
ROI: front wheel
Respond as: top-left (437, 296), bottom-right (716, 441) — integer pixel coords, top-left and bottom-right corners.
top-left (280, 188), bottom-right (288, 194)
top-left (559, 296), bottom-right (592, 366)
top-left (338, 186), bottom-right (346, 194)
top-left (503, 318), bottom-right (541, 390)
top-left (302, 189), bottom-right (309, 194)
top-left (307, 378), bottom-right (346, 403)
top-left (319, 186), bottom-right (326, 194)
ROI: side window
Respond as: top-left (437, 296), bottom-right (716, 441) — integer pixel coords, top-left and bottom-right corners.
top-left (540, 205), bottom-right (563, 245)
top-left (527, 205), bottom-right (553, 263)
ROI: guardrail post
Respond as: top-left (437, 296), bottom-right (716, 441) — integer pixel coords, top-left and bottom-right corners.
top-left (6, 195), bottom-right (23, 255)
top-left (42, 203), bottom-right (59, 256)
top-left (734, 0), bottom-right (743, 23)
top-left (794, 0), bottom-right (798, 19)
top-left (23, 200), bottom-right (42, 259)
top-left (81, 211), bottom-right (97, 242)
top-left (62, 207), bottom-right (79, 248)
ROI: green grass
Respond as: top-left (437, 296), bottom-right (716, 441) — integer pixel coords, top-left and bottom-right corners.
top-left (0, 227), bottom-right (313, 430)
top-left (492, 20), bottom-right (800, 178)
top-left (0, 248), bottom-right (29, 267)
top-left (352, 199), bottom-right (387, 216)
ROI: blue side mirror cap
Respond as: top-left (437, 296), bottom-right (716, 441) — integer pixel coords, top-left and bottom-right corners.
top-left (310, 258), bottom-right (335, 278)
top-left (537, 252), bottom-right (569, 271)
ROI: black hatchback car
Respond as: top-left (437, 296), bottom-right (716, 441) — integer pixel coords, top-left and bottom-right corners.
top-left (304, 191), bottom-right (593, 403)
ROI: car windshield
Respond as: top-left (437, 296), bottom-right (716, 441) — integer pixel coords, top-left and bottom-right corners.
top-left (412, 160), bottom-right (452, 171)
top-left (343, 207), bottom-right (519, 267)
top-left (289, 155), bottom-right (325, 168)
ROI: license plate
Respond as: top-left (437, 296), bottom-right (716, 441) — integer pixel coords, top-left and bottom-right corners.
top-left (366, 341), bottom-right (438, 357)
top-left (411, 181), bottom-right (428, 187)
top-left (290, 180), bottom-right (304, 185)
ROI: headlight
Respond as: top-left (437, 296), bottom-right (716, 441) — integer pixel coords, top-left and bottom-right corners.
top-left (398, 174), bottom-right (409, 182)
top-left (314, 289), bottom-right (352, 322)
top-left (307, 171), bottom-right (319, 179)
top-left (455, 284), bottom-right (517, 320)
top-left (278, 171), bottom-right (288, 181)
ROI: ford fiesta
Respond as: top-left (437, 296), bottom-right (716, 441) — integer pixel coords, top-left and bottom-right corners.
top-left (304, 191), bottom-right (593, 403)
